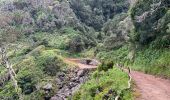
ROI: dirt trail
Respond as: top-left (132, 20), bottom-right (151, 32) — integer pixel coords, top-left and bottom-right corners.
top-left (64, 58), bottom-right (98, 69)
top-left (64, 58), bottom-right (170, 100)
top-left (131, 71), bottom-right (170, 100)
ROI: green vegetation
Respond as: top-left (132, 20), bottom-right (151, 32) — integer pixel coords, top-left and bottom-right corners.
top-left (0, 45), bottom-right (67, 99)
top-left (131, 47), bottom-right (170, 78)
top-left (0, 0), bottom-right (170, 99)
top-left (73, 67), bottom-right (133, 100)
top-left (128, 0), bottom-right (170, 78)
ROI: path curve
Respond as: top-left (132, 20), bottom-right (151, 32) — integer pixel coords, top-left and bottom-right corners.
top-left (64, 58), bottom-right (170, 100)
top-left (131, 71), bottom-right (170, 100)
top-left (64, 58), bottom-right (98, 69)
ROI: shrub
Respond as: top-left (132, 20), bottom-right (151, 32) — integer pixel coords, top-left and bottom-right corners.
top-left (96, 45), bottom-right (129, 66)
top-left (98, 60), bottom-right (114, 71)
top-left (37, 50), bottom-right (66, 76)
top-left (16, 56), bottom-right (43, 94)
top-left (0, 81), bottom-right (20, 100)
top-left (42, 56), bottom-right (64, 76)
top-left (26, 45), bottom-right (45, 57)
top-left (68, 35), bottom-right (85, 53)
top-left (73, 67), bottom-right (132, 100)
top-left (150, 35), bottom-right (170, 48)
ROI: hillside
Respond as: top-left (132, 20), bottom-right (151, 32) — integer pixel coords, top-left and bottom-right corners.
top-left (0, 0), bottom-right (170, 100)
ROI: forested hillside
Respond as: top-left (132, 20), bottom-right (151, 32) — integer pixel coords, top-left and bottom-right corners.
top-left (130, 0), bottom-right (170, 77)
top-left (0, 0), bottom-right (169, 100)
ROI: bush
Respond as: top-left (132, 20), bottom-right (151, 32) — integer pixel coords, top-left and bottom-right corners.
top-left (96, 45), bottom-right (129, 66)
top-left (150, 35), bottom-right (170, 48)
top-left (73, 67), bottom-right (132, 100)
top-left (37, 50), bottom-right (66, 76)
top-left (68, 35), bottom-right (85, 53)
top-left (0, 81), bottom-right (20, 100)
top-left (16, 56), bottom-right (43, 94)
top-left (42, 56), bottom-right (64, 76)
top-left (98, 60), bottom-right (114, 71)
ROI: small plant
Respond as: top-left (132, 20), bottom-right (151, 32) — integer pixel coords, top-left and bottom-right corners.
top-left (98, 60), bottom-right (114, 71)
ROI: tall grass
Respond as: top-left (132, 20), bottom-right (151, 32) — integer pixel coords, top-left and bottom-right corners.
top-left (73, 67), bottom-right (133, 100)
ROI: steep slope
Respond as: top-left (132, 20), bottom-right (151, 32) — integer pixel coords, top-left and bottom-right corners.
top-left (0, 0), bottom-right (170, 100)
top-left (0, 0), bottom-right (132, 99)
top-left (131, 0), bottom-right (170, 45)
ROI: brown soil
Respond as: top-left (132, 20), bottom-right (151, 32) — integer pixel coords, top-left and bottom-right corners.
top-left (131, 71), bottom-right (170, 100)
top-left (64, 58), bottom-right (98, 69)
top-left (64, 58), bottom-right (170, 100)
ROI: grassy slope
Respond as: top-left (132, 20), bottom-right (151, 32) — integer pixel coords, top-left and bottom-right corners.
top-left (131, 48), bottom-right (170, 78)
top-left (0, 44), bottom-right (68, 99)
top-left (73, 67), bottom-right (133, 100)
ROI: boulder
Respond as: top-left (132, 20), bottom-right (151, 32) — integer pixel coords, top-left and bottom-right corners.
top-left (77, 70), bottom-right (85, 77)
top-left (89, 59), bottom-right (100, 66)
top-left (67, 82), bottom-right (78, 89)
top-left (70, 77), bottom-right (80, 83)
top-left (43, 83), bottom-right (52, 91)
top-left (50, 96), bottom-right (64, 100)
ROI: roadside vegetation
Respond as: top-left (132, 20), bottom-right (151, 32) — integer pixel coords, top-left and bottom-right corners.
top-left (0, 0), bottom-right (170, 99)
top-left (73, 67), bottom-right (133, 100)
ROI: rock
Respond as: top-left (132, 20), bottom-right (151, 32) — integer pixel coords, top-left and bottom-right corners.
top-left (67, 82), bottom-right (78, 89)
top-left (70, 77), bottom-right (80, 83)
top-left (57, 72), bottom-right (66, 81)
top-left (64, 89), bottom-right (72, 97)
top-left (80, 59), bottom-right (88, 64)
top-left (43, 83), bottom-right (52, 90)
top-left (89, 59), bottom-right (100, 66)
top-left (44, 94), bottom-right (51, 100)
top-left (108, 89), bottom-right (114, 94)
top-left (50, 96), bottom-right (64, 100)
top-left (51, 68), bottom-right (89, 100)
top-left (77, 70), bottom-right (85, 77)
top-left (79, 77), bottom-right (86, 83)
top-left (80, 59), bottom-right (100, 66)
top-left (57, 72), bottom-right (65, 77)
top-left (56, 78), bottom-right (64, 89)
top-left (71, 85), bottom-right (81, 94)
top-left (56, 78), bottom-right (62, 84)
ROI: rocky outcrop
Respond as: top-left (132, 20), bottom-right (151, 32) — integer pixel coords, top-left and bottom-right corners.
top-left (50, 68), bottom-right (89, 100)
top-left (80, 59), bottom-right (100, 66)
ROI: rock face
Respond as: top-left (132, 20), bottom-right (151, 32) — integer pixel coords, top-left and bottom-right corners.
top-left (50, 68), bottom-right (89, 100)
top-left (80, 59), bottom-right (100, 66)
